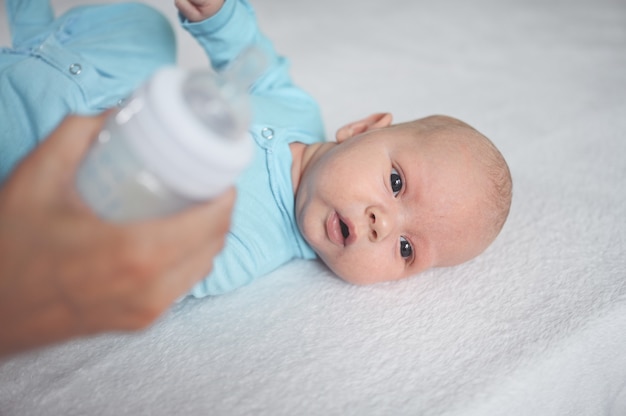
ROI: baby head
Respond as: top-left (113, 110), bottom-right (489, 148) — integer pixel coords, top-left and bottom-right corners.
top-left (293, 113), bottom-right (512, 284)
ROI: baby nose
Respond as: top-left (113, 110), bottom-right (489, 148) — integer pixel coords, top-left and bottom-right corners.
top-left (367, 207), bottom-right (393, 242)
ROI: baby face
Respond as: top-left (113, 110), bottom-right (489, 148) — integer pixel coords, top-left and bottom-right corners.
top-left (295, 123), bottom-right (491, 285)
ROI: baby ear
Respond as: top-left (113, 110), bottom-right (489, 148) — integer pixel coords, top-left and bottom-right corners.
top-left (335, 113), bottom-right (393, 143)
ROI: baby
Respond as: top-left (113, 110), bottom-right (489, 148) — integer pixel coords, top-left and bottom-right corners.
top-left (0, 0), bottom-right (511, 297)
top-left (292, 114), bottom-right (511, 285)
top-left (176, 0), bottom-right (511, 296)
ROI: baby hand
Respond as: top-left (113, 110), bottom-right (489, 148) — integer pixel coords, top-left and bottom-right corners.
top-left (175, 0), bottom-right (225, 22)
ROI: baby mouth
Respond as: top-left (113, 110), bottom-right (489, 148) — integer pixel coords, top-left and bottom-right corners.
top-left (340, 219), bottom-right (350, 239)
top-left (327, 211), bottom-right (352, 247)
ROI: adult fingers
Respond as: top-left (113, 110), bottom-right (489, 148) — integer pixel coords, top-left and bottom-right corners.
top-left (132, 232), bottom-right (225, 327)
top-left (126, 188), bottom-right (235, 269)
top-left (35, 113), bottom-right (109, 171)
top-left (25, 113), bottom-right (110, 204)
top-left (0, 114), bottom-right (107, 207)
top-left (59, 188), bottom-right (235, 311)
top-left (96, 222), bottom-right (228, 332)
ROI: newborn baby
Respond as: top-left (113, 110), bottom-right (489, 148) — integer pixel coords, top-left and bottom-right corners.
top-left (292, 113), bottom-right (512, 285)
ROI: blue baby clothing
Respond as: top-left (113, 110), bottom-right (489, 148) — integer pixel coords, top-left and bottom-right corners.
top-left (181, 0), bottom-right (325, 296)
top-left (0, 0), bottom-right (176, 181)
top-left (0, 0), bottom-right (325, 296)
top-left (190, 127), bottom-right (318, 296)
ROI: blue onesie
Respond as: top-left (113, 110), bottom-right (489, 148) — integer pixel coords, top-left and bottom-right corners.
top-left (183, 0), bottom-right (325, 296)
top-left (0, 1), bottom-right (177, 180)
top-left (0, 0), bottom-right (325, 296)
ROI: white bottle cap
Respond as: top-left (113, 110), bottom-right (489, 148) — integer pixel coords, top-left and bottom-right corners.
top-left (118, 67), bottom-right (253, 200)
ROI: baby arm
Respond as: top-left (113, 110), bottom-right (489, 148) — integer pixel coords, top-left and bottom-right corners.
top-left (176, 0), bottom-right (301, 98)
top-left (6, 0), bottom-right (54, 46)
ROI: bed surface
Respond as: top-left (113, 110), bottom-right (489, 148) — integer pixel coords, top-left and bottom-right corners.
top-left (1, 0), bottom-right (625, 415)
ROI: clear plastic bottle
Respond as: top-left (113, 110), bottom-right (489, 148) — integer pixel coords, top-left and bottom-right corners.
top-left (76, 50), bottom-right (263, 222)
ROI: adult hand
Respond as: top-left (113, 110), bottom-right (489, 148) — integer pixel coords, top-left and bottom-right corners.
top-left (0, 114), bottom-right (235, 358)
top-left (175, 0), bottom-right (225, 22)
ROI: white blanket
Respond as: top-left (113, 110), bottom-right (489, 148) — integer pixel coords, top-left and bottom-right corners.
top-left (1, 0), bottom-right (625, 415)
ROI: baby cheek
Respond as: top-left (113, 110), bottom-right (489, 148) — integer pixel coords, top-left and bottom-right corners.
top-left (329, 250), bottom-right (399, 285)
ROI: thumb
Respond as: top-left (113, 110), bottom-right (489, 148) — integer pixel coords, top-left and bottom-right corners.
top-left (34, 113), bottom-right (111, 175)
top-left (4, 113), bottom-right (111, 200)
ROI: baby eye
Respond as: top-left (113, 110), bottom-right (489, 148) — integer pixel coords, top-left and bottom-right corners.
top-left (400, 236), bottom-right (413, 260)
top-left (390, 168), bottom-right (403, 197)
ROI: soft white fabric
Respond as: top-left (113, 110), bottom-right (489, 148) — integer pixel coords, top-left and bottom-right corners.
top-left (1, 0), bottom-right (625, 415)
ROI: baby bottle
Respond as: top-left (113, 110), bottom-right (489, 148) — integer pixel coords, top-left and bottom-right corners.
top-left (76, 49), bottom-right (264, 222)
